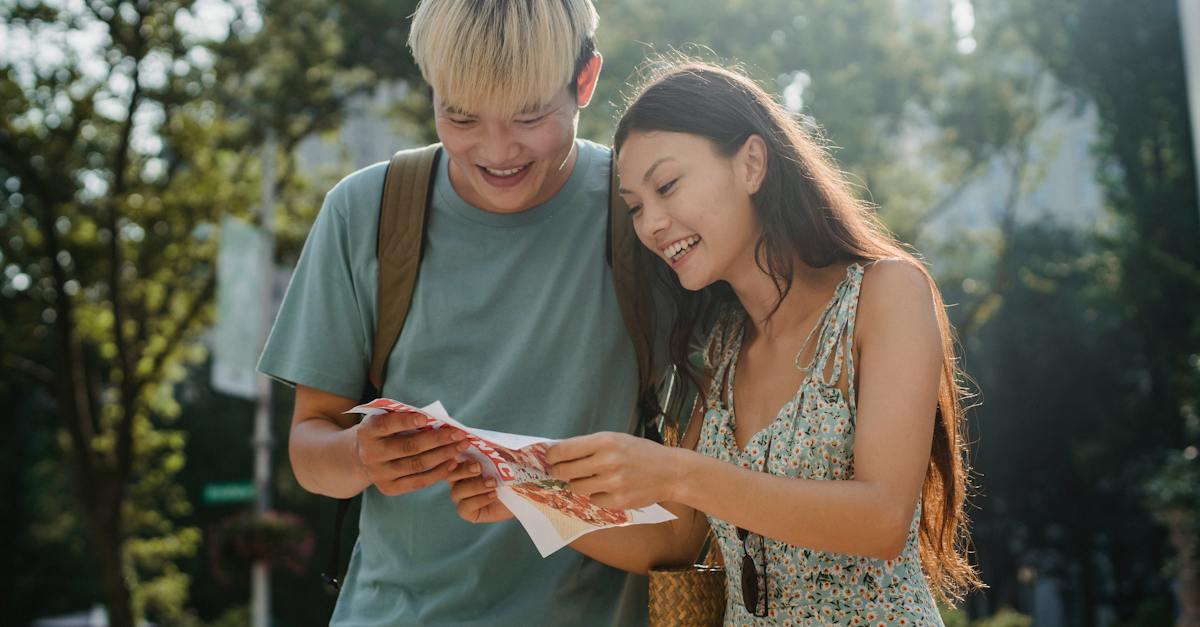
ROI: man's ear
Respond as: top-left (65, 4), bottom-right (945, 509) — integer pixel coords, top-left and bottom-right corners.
top-left (738, 134), bottom-right (768, 195)
top-left (575, 52), bottom-right (603, 108)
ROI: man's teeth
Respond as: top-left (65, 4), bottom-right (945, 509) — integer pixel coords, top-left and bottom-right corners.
top-left (485, 165), bottom-right (526, 177)
top-left (666, 236), bottom-right (701, 260)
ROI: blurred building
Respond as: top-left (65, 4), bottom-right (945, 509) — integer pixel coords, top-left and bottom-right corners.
top-left (899, 0), bottom-right (1107, 244)
top-left (294, 81), bottom-right (419, 176)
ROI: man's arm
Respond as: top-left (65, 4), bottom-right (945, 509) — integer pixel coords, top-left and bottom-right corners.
top-left (289, 384), bottom-right (472, 498)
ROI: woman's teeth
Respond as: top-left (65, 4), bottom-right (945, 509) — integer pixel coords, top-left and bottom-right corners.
top-left (666, 235), bottom-right (701, 261)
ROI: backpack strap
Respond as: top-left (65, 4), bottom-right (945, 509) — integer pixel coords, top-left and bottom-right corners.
top-left (369, 144), bottom-right (442, 393)
top-left (322, 143), bottom-right (441, 592)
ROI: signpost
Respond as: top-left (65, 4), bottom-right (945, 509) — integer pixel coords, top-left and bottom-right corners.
top-left (1182, 0), bottom-right (1200, 218)
top-left (202, 481), bottom-right (257, 505)
top-left (214, 132), bottom-right (277, 627)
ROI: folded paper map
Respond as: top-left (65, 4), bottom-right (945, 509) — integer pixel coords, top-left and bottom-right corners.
top-left (348, 398), bottom-right (677, 556)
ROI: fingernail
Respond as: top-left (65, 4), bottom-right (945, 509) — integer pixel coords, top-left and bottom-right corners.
top-left (485, 479), bottom-right (496, 488)
top-left (470, 463), bottom-right (481, 473)
top-left (457, 441), bottom-right (471, 451)
top-left (452, 431), bottom-right (466, 441)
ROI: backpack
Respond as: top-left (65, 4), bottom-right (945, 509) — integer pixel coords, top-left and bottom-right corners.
top-left (321, 143), bottom-right (666, 590)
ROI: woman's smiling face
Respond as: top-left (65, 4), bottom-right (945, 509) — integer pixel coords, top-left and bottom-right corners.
top-left (617, 130), bottom-right (766, 291)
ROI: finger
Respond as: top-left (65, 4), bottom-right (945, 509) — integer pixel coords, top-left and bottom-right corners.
top-left (446, 462), bottom-right (484, 484)
top-left (550, 456), bottom-right (600, 482)
top-left (375, 429), bottom-right (469, 463)
top-left (387, 441), bottom-right (471, 478)
top-left (589, 492), bottom-right (621, 510)
top-left (372, 410), bottom-right (431, 437)
top-left (457, 491), bottom-right (499, 522)
top-left (568, 475), bottom-right (609, 498)
top-left (545, 434), bottom-right (600, 465)
top-left (450, 476), bottom-right (498, 502)
top-left (379, 457), bottom-right (458, 496)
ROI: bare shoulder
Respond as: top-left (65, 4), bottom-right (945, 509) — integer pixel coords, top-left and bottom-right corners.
top-left (856, 258), bottom-right (939, 345)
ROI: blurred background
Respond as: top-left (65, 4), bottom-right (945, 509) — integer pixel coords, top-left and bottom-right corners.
top-left (2, 0), bottom-right (1199, 625)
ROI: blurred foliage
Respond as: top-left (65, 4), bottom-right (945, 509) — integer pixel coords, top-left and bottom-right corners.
top-left (1146, 448), bottom-right (1200, 514)
top-left (0, 0), bottom-right (412, 624)
top-left (589, 0), bottom-right (952, 232)
top-left (208, 510), bottom-right (314, 585)
top-left (942, 603), bottom-right (1035, 627)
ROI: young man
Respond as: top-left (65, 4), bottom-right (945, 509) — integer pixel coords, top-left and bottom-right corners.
top-left (257, 0), bottom-right (646, 625)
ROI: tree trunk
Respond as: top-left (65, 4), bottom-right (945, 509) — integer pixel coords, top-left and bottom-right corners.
top-left (93, 515), bottom-right (135, 627)
top-left (1162, 509), bottom-right (1200, 627)
top-left (50, 326), bottom-right (136, 627)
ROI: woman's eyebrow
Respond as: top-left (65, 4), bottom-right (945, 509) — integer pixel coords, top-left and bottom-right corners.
top-left (617, 157), bottom-right (679, 194)
top-left (642, 157), bottom-right (677, 182)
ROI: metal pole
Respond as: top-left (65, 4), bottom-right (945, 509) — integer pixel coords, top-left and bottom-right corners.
top-left (1181, 0), bottom-right (1200, 216)
top-left (252, 129), bottom-right (277, 627)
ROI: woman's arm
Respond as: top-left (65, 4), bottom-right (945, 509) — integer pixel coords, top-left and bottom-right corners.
top-left (563, 404), bottom-right (712, 574)
top-left (549, 260), bottom-right (941, 560)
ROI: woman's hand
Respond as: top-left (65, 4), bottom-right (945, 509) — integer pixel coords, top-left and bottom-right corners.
top-left (447, 463), bottom-right (514, 524)
top-left (547, 432), bottom-right (685, 511)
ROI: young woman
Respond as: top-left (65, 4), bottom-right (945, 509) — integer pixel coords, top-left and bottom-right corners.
top-left (449, 61), bottom-right (981, 624)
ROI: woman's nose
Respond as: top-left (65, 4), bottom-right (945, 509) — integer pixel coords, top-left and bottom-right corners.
top-left (644, 205), bottom-right (671, 236)
top-left (631, 204), bottom-right (668, 241)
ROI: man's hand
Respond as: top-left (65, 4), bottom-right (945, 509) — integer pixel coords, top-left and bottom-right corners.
top-left (447, 463), bottom-right (515, 523)
top-left (356, 411), bottom-right (473, 496)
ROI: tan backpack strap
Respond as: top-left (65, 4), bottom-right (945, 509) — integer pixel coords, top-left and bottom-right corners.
top-left (608, 154), bottom-right (655, 428)
top-left (368, 143), bottom-right (441, 393)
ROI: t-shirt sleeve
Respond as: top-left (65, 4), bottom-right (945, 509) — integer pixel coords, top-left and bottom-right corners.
top-left (257, 183), bottom-right (370, 399)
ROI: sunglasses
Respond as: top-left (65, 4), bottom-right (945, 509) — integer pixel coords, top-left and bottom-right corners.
top-left (736, 525), bottom-right (768, 616)
top-left (737, 434), bottom-right (776, 617)
top-left (734, 521), bottom-right (763, 614)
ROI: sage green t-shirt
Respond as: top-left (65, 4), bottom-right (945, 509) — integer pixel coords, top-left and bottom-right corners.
top-left (259, 140), bottom-right (646, 626)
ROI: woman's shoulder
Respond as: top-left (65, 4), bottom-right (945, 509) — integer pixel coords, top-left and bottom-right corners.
top-left (855, 257), bottom-right (939, 340)
top-left (859, 257), bottom-right (930, 292)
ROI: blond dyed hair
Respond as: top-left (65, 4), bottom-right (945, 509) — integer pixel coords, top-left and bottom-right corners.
top-left (408, 0), bottom-right (598, 116)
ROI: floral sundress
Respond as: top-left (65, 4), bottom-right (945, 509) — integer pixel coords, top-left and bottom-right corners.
top-left (695, 262), bottom-right (944, 626)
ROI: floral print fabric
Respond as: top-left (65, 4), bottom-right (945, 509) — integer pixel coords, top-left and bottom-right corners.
top-left (695, 262), bottom-right (943, 626)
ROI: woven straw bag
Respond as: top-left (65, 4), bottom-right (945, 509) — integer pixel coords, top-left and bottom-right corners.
top-left (646, 373), bottom-right (726, 627)
top-left (648, 541), bottom-right (726, 626)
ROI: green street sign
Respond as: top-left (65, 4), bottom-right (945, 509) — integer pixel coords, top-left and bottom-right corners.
top-left (203, 481), bottom-right (256, 505)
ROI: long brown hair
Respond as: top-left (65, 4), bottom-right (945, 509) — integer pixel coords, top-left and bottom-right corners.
top-left (614, 61), bottom-right (982, 602)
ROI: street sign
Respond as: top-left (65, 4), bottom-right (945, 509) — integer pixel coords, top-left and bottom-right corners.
top-left (212, 215), bottom-right (267, 400)
top-left (203, 481), bottom-right (256, 505)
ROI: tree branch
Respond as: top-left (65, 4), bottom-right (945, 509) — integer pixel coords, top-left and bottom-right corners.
top-left (110, 2), bottom-right (148, 513)
top-left (912, 158), bottom-right (988, 236)
top-left (1, 355), bottom-right (55, 386)
top-left (127, 271), bottom-right (217, 407)
top-left (960, 136), bottom-right (1033, 336)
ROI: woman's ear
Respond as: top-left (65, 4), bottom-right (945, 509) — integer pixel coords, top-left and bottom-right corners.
top-left (738, 134), bottom-right (768, 195)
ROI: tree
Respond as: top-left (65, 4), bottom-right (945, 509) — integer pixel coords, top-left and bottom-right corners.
top-left (1015, 0), bottom-right (1199, 451)
top-left (1014, 0), bottom-right (1200, 619)
top-left (0, 1), bottom-right (410, 623)
top-left (937, 0), bottom-right (1200, 622)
